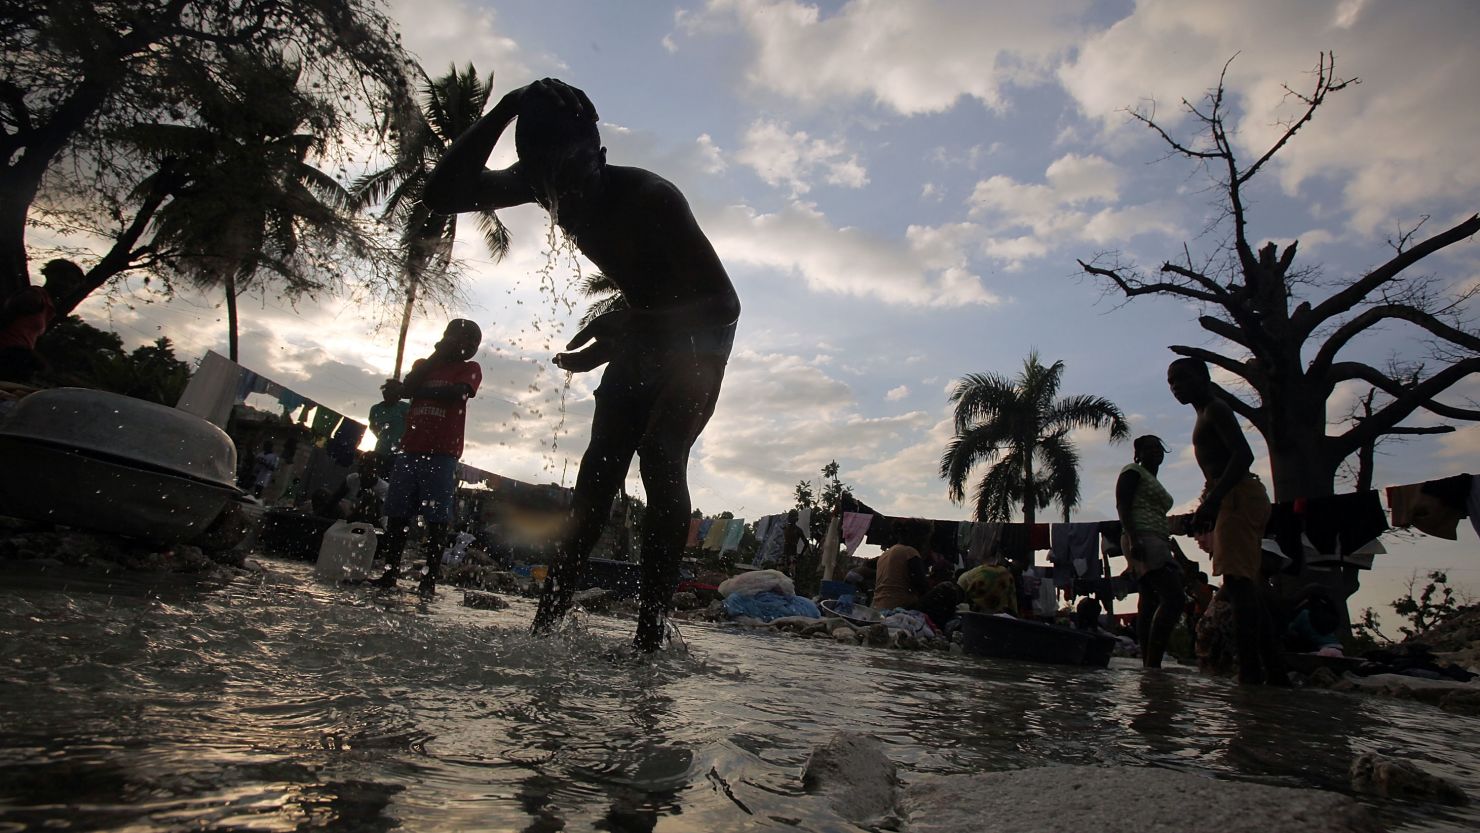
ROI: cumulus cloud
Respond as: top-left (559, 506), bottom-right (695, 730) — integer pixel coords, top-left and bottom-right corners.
top-left (1058, 0), bottom-right (1480, 233)
top-left (886, 385), bottom-right (909, 401)
top-left (704, 201), bottom-right (998, 307)
top-left (734, 119), bottom-right (869, 195)
top-left (673, 0), bottom-right (1092, 114)
top-left (387, 0), bottom-right (536, 81)
top-left (695, 133), bottom-right (727, 174)
top-left (968, 153), bottom-right (1181, 267)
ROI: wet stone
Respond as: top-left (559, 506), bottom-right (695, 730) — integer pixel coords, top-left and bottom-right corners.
top-left (461, 590), bottom-right (509, 611)
top-left (801, 731), bottom-right (899, 828)
top-left (1350, 752), bottom-right (1469, 806)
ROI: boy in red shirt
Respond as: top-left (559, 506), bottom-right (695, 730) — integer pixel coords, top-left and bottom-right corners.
top-left (372, 319), bottom-right (482, 594)
top-left (0, 259), bottom-right (83, 383)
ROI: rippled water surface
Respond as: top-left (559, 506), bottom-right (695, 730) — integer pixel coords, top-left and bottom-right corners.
top-left (2, 557), bottom-right (1478, 832)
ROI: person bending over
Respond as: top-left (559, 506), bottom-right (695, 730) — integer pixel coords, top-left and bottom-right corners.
top-left (424, 78), bottom-right (740, 651)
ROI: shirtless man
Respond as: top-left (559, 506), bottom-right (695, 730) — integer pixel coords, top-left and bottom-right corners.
top-left (424, 78), bottom-right (740, 651)
top-left (1167, 357), bottom-right (1285, 685)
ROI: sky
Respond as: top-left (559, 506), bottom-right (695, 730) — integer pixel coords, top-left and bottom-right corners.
top-left (62, 0), bottom-right (1480, 619)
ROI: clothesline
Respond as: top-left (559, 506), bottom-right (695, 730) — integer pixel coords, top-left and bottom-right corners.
top-left (741, 473), bottom-right (1479, 574)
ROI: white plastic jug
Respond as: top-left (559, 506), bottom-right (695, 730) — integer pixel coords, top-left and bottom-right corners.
top-left (315, 520), bottom-right (379, 583)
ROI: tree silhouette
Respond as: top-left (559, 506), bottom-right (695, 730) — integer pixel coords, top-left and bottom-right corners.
top-left (1078, 54), bottom-right (1479, 501)
top-left (940, 352), bottom-right (1127, 565)
top-left (351, 63), bottom-right (511, 379)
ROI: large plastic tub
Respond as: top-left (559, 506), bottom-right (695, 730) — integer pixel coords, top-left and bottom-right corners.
top-left (960, 611), bottom-right (1115, 668)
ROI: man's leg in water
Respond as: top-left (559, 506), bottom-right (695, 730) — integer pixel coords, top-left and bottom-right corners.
top-left (532, 397), bottom-right (641, 634)
top-left (1223, 576), bottom-right (1265, 683)
top-left (632, 356), bottom-right (725, 651)
top-left (373, 454), bottom-right (421, 587)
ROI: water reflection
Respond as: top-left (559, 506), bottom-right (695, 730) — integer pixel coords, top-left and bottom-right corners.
top-left (1, 558), bottom-right (1478, 832)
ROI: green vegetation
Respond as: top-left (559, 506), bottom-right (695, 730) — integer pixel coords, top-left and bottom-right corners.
top-left (940, 352), bottom-right (1127, 555)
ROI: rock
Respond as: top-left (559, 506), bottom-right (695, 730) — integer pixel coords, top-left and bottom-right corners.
top-left (904, 765), bottom-right (1381, 833)
top-left (863, 623), bottom-right (890, 647)
top-left (826, 618), bottom-right (854, 635)
top-left (801, 732), bottom-right (899, 827)
top-left (771, 616), bottom-right (819, 632)
top-left (833, 628), bottom-right (859, 644)
top-left (1350, 752), bottom-right (1468, 806)
top-left (890, 630), bottom-right (919, 650)
top-left (671, 591), bottom-right (701, 611)
top-left (571, 588), bottom-right (613, 612)
top-left (165, 545), bottom-right (212, 573)
top-left (461, 590), bottom-right (510, 611)
top-left (1307, 667), bottom-right (1341, 689)
top-left (1439, 689), bottom-right (1480, 716)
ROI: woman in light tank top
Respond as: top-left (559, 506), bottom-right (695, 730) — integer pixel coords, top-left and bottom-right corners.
top-left (1116, 435), bottom-right (1182, 668)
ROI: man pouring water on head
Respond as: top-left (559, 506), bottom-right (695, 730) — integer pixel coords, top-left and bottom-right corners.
top-left (424, 78), bottom-right (740, 652)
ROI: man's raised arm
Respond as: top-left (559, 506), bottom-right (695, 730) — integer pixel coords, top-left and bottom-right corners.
top-left (423, 87), bottom-right (530, 214)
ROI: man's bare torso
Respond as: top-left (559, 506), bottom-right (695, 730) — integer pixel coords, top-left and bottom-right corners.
top-left (1192, 398), bottom-right (1236, 485)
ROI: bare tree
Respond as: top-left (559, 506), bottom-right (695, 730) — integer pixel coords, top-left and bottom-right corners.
top-left (1079, 53), bottom-right (1480, 501)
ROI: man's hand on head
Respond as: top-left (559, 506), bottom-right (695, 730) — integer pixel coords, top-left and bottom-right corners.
top-left (526, 78), bottom-right (598, 122)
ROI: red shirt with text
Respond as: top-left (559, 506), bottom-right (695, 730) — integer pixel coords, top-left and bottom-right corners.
top-left (399, 359), bottom-right (481, 457)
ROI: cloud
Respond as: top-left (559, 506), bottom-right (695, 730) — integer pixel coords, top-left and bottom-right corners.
top-left (704, 201), bottom-right (998, 307)
top-left (734, 119), bottom-right (869, 195)
top-left (1058, 0), bottom-right (1480, 233)
top-left (695, 133), bottom-right (727, 174)
top-left (673, 0), bottom-right (1093, 114)
top-left (698, 348), bottom-right (939, 508)
top-left (885, 385), bottom-right (909, 401)
top-left (386, 0), bottom-right (536, 81)
top-left (968, 153), bottom-right (1181, 266)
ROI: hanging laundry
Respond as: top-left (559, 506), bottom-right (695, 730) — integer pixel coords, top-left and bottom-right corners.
top-left (865, 513), bottom-right (895, 546)
top-left (929, 520), bottom-right (960, 562)
top-left (841, 512), bottom-right (873, 554)
top-left (756, 516), bottom-right (787, 565)
top-left (1387, 474), bottom-right (1471, 540)
top-left (1300, 490), bottom-right (1388, 563)
top-left (1029, 523), bottom-right (1051, 551)
top-left (276, 388), bottom-right (309, 418)
top-left (1470, 474), bottom-right (1480, 539)
top-left (721, 518), bottom-right (746, 553)
top-left (175, 350), bottom-right (244, 427)
top-left (1050, 523), bottom-right (1101, 587)
top-left (819, 515), bottom-right (842, 580)
top-left (966, 522), bottom-right (1002, 566)
top-left (753, 515), bottom-right (772, 544)
top-left (997, 524), bottom-right (1029, 565)
top-left (1264, 501), bottom-right (1307, 572)
top-left (697, 518), bottom-right (714, 544)
top-left (703, 519), bottom-right (729, 551)
top-left (311, 406), bottom-right (343, 439)
top-left (686, 518), bottom-right (703, 548)
top-left (796, 508), bottom-right (813, 538)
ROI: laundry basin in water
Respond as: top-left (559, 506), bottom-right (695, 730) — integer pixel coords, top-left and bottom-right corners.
top-left (0, 388), bottom-right (240, 543)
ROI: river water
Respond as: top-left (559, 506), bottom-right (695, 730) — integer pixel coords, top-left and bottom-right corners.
top-left (2, 556), bottom-right (1477, 832)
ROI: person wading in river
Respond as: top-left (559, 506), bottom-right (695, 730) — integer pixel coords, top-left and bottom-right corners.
top-left (1115, 434), bottom-right (1180, 668)
top-left (1167, 357), bottom-right (1287, 685)
top-left (424, 78), bottom-right (740, 651)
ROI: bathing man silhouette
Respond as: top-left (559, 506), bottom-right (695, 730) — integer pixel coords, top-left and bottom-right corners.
top-left (424, 78), bottom-right (740, 651)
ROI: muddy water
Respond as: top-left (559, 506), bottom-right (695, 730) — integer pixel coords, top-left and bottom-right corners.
top-left (1, 557), bottom-right (1477, 832)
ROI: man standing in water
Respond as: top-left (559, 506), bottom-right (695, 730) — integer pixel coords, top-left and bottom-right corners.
top-left (424, 78), bottom-right (740, 651)
top-left (1167, 358), bottom-right (1286, 685)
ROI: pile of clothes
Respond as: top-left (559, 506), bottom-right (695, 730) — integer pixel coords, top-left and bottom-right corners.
top-left (719, 569), bottom-right (820, 622)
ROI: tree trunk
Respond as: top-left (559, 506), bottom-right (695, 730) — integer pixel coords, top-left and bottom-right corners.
top-left (392, 274), bottom-right (418, 380)
top-left (1019, 446), bottom-right (1036, 571)
top-left (225, 273), bottom-right (239, 363)
top-left (0, 186), bottom-right (34, 299)
top-left (1260, 382), bottom-right (1338, 502)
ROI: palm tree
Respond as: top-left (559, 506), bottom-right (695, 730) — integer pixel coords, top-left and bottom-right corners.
top-left (351, 63), bottom-right (510, 379)
top-left (939, 352), bottom-right (1128, 563)
top-left (576, 272), bottom-right (626, 327)
top-left (130, 54), bottom-right (362, 361)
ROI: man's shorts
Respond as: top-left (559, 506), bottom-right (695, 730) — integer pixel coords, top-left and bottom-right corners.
top-left (382, 452), bottom-right (458, 524)
top-left (1211, 476), bottom-right (1271, 580)
top-left (594, 323), bottom-right (735, 450)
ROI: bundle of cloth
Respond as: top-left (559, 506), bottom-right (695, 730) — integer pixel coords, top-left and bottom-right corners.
top-left (719, 569), bottom-right (820, 622)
